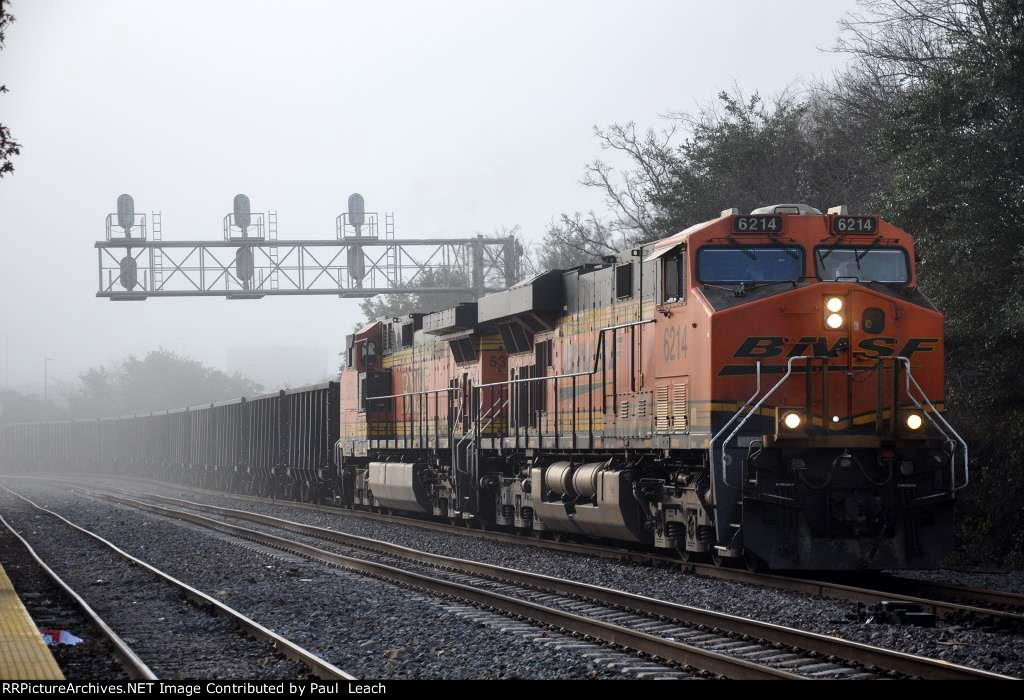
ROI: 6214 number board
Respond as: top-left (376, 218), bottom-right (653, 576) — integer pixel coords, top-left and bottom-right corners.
top-left (732, 215), bottom-right (783, 234)
top-left (832, 215), bottom-right (878, 234)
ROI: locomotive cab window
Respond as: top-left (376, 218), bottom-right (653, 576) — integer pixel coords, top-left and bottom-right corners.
top-left (615, 263), bottom-right (633, 299)
top-left (697, 246), bottom-right (803, 284)
top-left (661, 251), bottom-right (685, 303)
top-left (814, 247), bottom-right (910, 283)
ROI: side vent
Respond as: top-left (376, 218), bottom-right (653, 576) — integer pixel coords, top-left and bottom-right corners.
top-left (655, 383), bottom-right (689, 432)
top-left (655, 385), bottom-right (670, 431)
top-left (673, 382), bottom-right (689, 432)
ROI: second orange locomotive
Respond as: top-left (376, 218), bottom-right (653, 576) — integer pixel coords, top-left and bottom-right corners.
top-left (338, 203), bottom-right (966, 570)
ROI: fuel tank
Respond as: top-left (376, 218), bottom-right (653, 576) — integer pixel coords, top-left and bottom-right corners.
top-left (367, 461), bottom-right (431, 513)
top-left (530, 462), bottom-right (649, 543)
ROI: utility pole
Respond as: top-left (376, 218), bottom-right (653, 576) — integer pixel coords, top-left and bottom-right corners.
top-left (44, 356), bottom-right (54, 402)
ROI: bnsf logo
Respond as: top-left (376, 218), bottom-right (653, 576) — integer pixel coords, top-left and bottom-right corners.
top-left (734, 336), bottom-right (939, 359)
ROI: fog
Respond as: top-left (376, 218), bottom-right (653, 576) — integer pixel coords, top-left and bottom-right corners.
top-left (0, 0), bottom-right (856, 396)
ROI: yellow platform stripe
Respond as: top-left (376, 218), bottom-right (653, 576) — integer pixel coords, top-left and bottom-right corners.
top-left (0, 563), bottom-right (64, 680)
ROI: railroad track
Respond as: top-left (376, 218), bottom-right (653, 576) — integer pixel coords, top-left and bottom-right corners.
top-left (81, 474), bottom-right (1024, 631)
top-left (74, 484), bottom-right (1011, 680)
top-left (0, 512), bottom-right (156, 679)
top-left (0, 485), bottom-right (354, 681)
top-left (850, 573), bottom-right (1024, 620)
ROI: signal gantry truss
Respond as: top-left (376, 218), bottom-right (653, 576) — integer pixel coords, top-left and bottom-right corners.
top-left (95, 194), bottom-right (523, 301)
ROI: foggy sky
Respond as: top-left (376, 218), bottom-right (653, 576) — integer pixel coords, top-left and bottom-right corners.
top-left (0, 0), bottom-right (858, 394)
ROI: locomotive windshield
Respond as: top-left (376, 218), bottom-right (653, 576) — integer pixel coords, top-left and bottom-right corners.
top-left (697, 246), bottom-right (803, 283)
top-left (814, 247), bottom-right (909, 283)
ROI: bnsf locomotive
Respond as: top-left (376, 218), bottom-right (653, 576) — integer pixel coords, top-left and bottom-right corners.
top-left (0, 204), bottom-right (967, 570)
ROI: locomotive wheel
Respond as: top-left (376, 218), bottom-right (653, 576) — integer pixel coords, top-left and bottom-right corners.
top-left (744, 551), bottom-right (766, 573)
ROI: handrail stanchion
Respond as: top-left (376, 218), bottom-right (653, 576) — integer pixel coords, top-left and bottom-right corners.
top-left (719, 357), bottom-right (809, 489)
top-left (896, 356), bottom-right (969, 492)
top-left (707, 360), bottom-right (762, 489)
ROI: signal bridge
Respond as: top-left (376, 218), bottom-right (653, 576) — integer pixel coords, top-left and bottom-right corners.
top-left (96, 193), bottom-right (523, 301)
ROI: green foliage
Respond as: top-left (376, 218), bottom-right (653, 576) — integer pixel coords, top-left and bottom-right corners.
top-left (652, 89), bottom-right (887, 234)
top-left (0, 388), bottom-right (59, 425)
top-left (358, 267), bottom-right (476, 325)
top-left (0, 350), bottom-right (262, 424)
top-left (0, 1), bottom-right (20, 177)
top-left (65, 349), bottom-right (262, 418)
top-left (536, 213), bottom-right (621, 270)
top-left (539, 87), bottom-right (890, 264)
top-left (836, 0), bottom-right (1024, 564)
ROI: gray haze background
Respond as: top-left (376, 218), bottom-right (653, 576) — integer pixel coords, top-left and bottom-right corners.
top-left (0, 0), bottom-right (856, 395)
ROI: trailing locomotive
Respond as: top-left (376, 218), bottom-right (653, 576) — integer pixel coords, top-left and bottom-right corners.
top-left (0, 204), bottom-right (967, 571)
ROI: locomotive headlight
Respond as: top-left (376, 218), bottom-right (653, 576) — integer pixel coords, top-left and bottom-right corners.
top-left (825, 312), bottom-right (844, 329)
top-left (776, 407), bottom-right (807, 438)
top-left (826, 297), bottom-right (844, 313)
top-left (906, 412), bottom-right (923, 431)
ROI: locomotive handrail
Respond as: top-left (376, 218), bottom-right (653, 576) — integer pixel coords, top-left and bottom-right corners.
top-left (471, 318), bottom-right (655, 447)
top-left (895, 356), bottom-right (969, 492)
top-left (474, 318), bottom-right (655, 391)
top-left (709, 360), bottom-right (761, 490)
top-left (715, 355), bottom-right (968, 495)
top-left (719, 356), bottom-right (811, 489)
top-left (366, 386), bottom-right (458, 401)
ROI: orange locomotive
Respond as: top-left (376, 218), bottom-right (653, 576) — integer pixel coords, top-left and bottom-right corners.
top-left (338, 203), bottom-right (966, 570)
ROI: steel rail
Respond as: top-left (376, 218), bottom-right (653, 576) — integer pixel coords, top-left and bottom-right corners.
top-left (0, 512), bottom-right (157, 680)
top-left (857, 574), bottom-right (1024, 613)
top-left (0, 485), bottom-right (355, 681)
top-left (81, 490), bottom-right (804, 680)
top-left (32, 476), bottom-right (1024, 633)
top-left (98, 488), bottom-right (1012, 681)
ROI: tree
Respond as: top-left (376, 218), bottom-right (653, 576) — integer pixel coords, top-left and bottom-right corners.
top-left (834, 0), bottom-right (1024, 563)
top-left (66, 350), bottom-right (262, 417)
top-left (535, 212), bottom-right (621, 270)
top-left (540, 86), bottom-right (889, 262)
top-left (0, 389), bottom-right (63, 426)
top-left (0, 1), bottom-right (20, 177)
top-left (358, 267), bottom-right (476, 324)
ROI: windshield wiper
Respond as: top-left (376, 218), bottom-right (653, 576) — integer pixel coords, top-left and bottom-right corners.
top-left (817, 234), bottom-right (842, 262)
top-left (855, 240), bottom-right (882, 262)
top-left (725, 236), bottom-right (757, 258)
top-left (730, 280), bottom-right (798, 297)
top-left (761, 236), bottom-right (800, 260)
